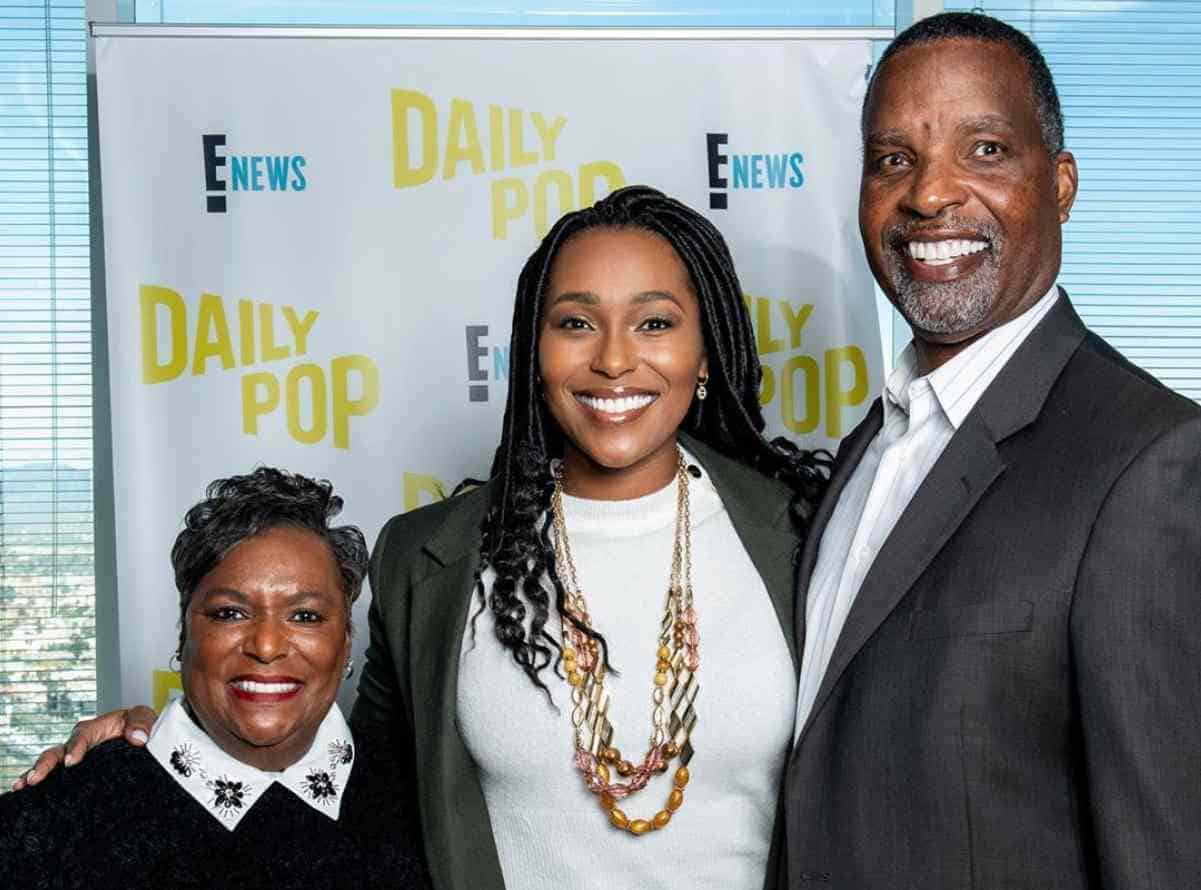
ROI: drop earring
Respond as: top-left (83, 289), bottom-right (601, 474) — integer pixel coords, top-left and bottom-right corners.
top-left (696, 373), bottom-right (709, 401)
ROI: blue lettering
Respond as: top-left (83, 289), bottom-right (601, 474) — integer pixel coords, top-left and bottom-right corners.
top-left (750, 154), bottom-right (764, 189)
top-left (493, 345), bottom-right (510, 383)
top-left (266, 156), bottom-right (290, 190)
top-left (732, 155), bottom-right (751, 190)
top-left (789, 152), bottom-right (805, 188)
top-left (766, 154), bottom-right (788, 188)
top-left (291, 156), bottom-right (307, 191)
top-left (231, 156), bottom-right (250, 191)
top-left (251, 156), bottom-right (264, 191)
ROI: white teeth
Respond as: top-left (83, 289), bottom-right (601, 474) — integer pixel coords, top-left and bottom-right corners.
top-left (906, 239), bottom-right (988, 264)
top-left (578, 394), bottom-right (656, 414)
top-left (233, 680), bottom-right (301, 694)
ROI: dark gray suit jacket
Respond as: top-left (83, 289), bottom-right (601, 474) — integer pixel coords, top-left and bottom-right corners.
top-left (780, 294), bottom-right (1201, 889)
top-left (351, 434), bottom-right (802, 890)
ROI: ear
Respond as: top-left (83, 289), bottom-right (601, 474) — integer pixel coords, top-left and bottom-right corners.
top-left (698, 353), bottom-right (709, 381)
top-left (1054, 151), bottom-right (1078, 223)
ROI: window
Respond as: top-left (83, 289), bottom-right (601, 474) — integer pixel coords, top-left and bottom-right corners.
top-left (133, 0), bottom-right (893, 28)
top-left (0, 0), bottom-right (94, 786)
top-left (947, 0), bottom-right (1201, 403)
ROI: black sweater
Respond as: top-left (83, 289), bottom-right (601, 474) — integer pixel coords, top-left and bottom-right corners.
top-left (0, 737), bottom-right (430, 889)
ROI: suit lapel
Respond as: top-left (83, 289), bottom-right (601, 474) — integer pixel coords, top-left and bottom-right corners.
top-left (793, 292), bottom-right (1089, 748)
top-left (681, 434), bottom-right (803, 669)
top-left (408, 491), bottom-right (508, 890)
top-left (794, 413), bottom-right (1005, 746)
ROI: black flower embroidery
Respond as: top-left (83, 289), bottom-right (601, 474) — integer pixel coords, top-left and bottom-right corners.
top-left (210, 778), bottom-right (247, 815)
top-left (303, 770), bottom-right (338, 804)
top-left (328, 739), bottom-right (353, 767)
top-left (169, 744), bottom-right (200, 778)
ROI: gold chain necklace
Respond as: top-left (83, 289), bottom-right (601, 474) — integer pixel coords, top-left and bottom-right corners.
top-left (550, 449), bottom-right (700, 836)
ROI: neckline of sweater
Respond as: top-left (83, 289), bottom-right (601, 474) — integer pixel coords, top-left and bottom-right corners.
top-left (557, 449), bottom-right (721, 538)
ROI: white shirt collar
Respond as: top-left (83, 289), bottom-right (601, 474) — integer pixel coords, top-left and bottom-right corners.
top-left (146, 697), bottom-right (356, 831)
top-left (883, 284), bottom-right (1061, 431)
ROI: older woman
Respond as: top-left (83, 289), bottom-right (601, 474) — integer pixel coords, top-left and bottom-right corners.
top-left (0, 468), bottom-right (429, 889)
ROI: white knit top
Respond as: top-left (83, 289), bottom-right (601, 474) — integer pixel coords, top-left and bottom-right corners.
top-left (457, 456), bottom-right (797, 890)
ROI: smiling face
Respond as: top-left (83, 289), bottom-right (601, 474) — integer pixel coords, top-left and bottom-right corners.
top-left (538, 226), bottom-right (708, 499)
top-left (860, 39), bottom-right (1077, 368)
top-left (180, 525), bottom-right (350, 772)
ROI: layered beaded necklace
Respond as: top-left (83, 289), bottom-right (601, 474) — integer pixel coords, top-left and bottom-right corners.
top-left (550, 449), bottom-right (700, 836)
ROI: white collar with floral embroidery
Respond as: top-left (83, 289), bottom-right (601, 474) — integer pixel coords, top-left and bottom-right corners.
top-left (146, 697), bottom-right (356, 831)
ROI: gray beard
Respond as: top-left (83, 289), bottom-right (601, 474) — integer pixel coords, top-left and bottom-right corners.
top-left (883, 245), bottom-right (1002, 336)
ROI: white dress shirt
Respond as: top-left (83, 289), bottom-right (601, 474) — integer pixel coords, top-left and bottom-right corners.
top-left (794, 285), bottom-right (1061, 738)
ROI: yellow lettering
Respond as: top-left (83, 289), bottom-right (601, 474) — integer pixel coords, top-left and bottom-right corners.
top-left (488, 105), bottom-right (504, 171)
top-left (531, 112), bottom-right (567, 162)
top-left (403, 472), bottom-right (446, 511)
top-left (533, 169), bottom-right (575, 239)
top-left (782, 302), bottom-right (814, 350)
top-left (282, 306), bottom-right (319, 356)
top-left (286, 363), bottom-right (327, 445)
top-left (578, 160), bottom-right (625, 208)
top-left (331, 354), bottom-right (380, 450)
top-left (152, 670), bottom-right (183, 713)
top-left (781, 354), bottom-right (820, 434)
top-left (241, 372), bottom-right (279, 436)
top-left (237, 299), bottom-right (254, 366)
top-left (391, 89), bottom-right (438, 188)
top-left (824, 346), bottom-right (869, 438)
top-left (759, 365), bottom-right (776, 406)
top-left (443, 98), bottom-right (485, 180)
top-left (191, 293), bottom-right (235, 376)
top-left (139, 285), bottom-right (187, 384)
top-left (753, 296), bottom-right (785, 355)
top-left (508, 108), bottom-right (537, 168)
top-left (259, 303), bottom-right (290, 362)
top-left (491, 178), bottom-right (528, 240)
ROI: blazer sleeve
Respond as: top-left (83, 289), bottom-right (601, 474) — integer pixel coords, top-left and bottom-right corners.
top-left (1071, 414), bottom-right (1201, 887)
top-left (350, 513), bottom-right (414, 744)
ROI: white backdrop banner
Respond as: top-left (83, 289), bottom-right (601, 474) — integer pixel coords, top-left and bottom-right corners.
top-left (94, 29), bottom-right (880, 710)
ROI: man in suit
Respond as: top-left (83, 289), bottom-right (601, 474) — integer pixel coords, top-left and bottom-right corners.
top-left (779, 12), bottom-right (1201, 889)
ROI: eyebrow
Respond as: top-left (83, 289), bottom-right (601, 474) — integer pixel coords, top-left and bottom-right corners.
top-left (865, 114), bottom-right (1018, 149)
top-left (193, 588), bottom-right (331, 605)
top-left (546, 290), bottom-right (683, 309)
top-left (958, 114), bottom-right (1016, 134)
top-left (864, 128), bottom-right (908, 149)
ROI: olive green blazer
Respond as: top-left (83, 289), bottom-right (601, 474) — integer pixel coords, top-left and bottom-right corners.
top-left (350, 434), bottom-right (801, 890)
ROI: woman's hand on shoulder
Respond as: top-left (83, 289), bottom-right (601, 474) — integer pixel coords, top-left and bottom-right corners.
top-left (11, 705), bottom-right (157, 790)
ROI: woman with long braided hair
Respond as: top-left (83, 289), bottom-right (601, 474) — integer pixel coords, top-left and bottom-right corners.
top-left (25, 186), bottom-right (828, 890)
top-left (468, 185), bottom-right (824, 695)
top-left (353, 185), bottom-right (827, 889)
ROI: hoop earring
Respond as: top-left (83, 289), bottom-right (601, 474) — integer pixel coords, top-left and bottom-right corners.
top-left (169, 652), bottom-right (181, 673)
top-left (343, 658), bottom-right (355, 680)
top-left (696, 373), bottom-right (709, 401)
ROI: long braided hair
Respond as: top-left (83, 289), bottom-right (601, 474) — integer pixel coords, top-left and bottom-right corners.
top-left (474, 185), bottom-right (828, 696)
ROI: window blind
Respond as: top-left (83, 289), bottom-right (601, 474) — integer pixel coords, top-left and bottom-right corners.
top-left (136, 0), bottom-right (889, 27)
top-left (0, 0), bottom-right (94, 787)
top-left (947, 0), bottom-right (1201, 403)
